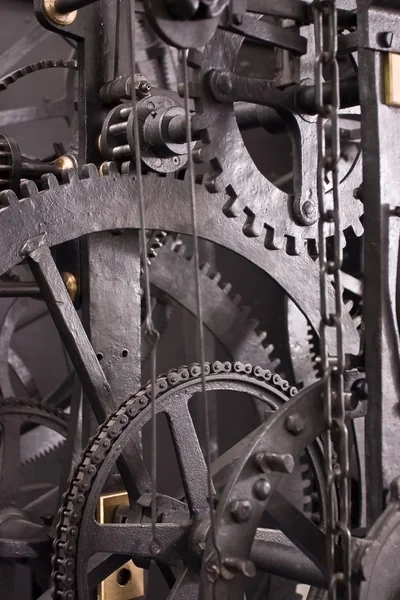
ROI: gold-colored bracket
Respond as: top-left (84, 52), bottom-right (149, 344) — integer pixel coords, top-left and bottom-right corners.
top-left (97, 491), bottom-right (144, 600)
top-left (43, 0), bottom-right (77, 25)
top-left (384, 52), bottom-right (400, 107)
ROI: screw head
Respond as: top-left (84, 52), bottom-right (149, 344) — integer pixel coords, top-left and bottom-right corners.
top-left (217, 72), bottom-right (233, 95)
top-left (302, 200), bottom-right (316, 218)
top-left (230, 499), bottom-right (252, 522)
top-left (253, 478), bottom-right (271, 501)
top-left (285, 412), bottom-right (305, 435)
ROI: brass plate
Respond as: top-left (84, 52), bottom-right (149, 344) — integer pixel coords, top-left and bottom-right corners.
top-left (97, 491), bottom-right (144, 600)
top-left (384, 52), bottom-right (400, 107)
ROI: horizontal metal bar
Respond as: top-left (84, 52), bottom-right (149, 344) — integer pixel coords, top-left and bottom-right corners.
top-left (0, 283), bottom-right (41, 298)
top-left (55, 0), bottom-right (99, 13)
top-left (208, 70), bottom-right (359, 115)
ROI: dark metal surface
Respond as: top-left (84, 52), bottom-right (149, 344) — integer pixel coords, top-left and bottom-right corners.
top-left (0, 169), bottom-right (360, 356)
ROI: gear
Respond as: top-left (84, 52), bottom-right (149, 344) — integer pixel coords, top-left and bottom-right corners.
top-left (0, 164), bottom-right (360, 357)
top-left (51, 360), bottom-right (326, 600)
top-left (189, 24), bottom-right (364, 251)
top-left (0, 397), bottom-right (68, 509)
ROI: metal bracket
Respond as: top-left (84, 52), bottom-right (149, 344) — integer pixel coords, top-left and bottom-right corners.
top-left (97, 491), bottom-right (144, 600)
top-left (364, 5), bottom-right (400, 54)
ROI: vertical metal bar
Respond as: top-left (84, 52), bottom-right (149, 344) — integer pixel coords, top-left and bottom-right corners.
top-left (358, 0), bottom-right (400, 524)
top-left (84, 231), bottom-right (142, 404)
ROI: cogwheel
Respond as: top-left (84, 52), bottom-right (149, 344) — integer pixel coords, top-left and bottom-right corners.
top-left (150, 236), bottom-right (281, 372)
top-left (0, 397), bottom-right (68, 467)
top-left (188, 25), bottom-right (364, 253)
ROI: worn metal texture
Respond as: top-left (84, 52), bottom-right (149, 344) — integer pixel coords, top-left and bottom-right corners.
top-left (51, 361), bottom-right (327, 599)
top-left (0, 169), bottom-right (359, 356)
top-left (200, 380), bottom-right (327, 600)
top-left (189, 23), bottom-right (363, 246)
top-left (358, 0), bottom-right (400, 524)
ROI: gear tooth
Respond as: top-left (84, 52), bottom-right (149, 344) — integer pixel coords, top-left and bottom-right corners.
top-left (201, 262), bottom-right (211, 275)
top-left (175, 242), bottom-right (188, 256)
top-left (243, 213), bottom-right (262, 238)
top-left (187, 48), bottom-right (204, 69)
top-left (63, 168), bottom-right (79, 184)
top-left (121, 161), bottom-right (134, 175)
top-left (0, 189), bottom-right (18, 206)
top-left (193, 144), bottom-right (212, 164)
top-left (232, 293), bottom-right (242, 306)
top-left (206, 173), bottom-right (225, 194)
top-left (248, 317), bottom-right (260, 329)
top-left (271, 358), bottom-right (281, 370)
top-left (222, 282), bottom-right (232, 294)
top-left (257, 330), bottom-right (267, 342)
top-left (286, 235), bottom-right (303, 256)
top-left (20, 179), bottom-right (39, 198)
top-left (265, 229), bottom-right (283, 250)
top-left (352, 218), bottom-right (364, 237)
top-left (41, 172), bottom-right (59, 189)
top-left (81, 163), bottom-right (99, 179)
top-left (100, 161), bottom-right (119, 177)
top-left (222, 196), bottom-right (240, 218)
top-left (212, 271), bottom-right (222, 284)
top-left (265, 343), bottom-right (274, 355)
top-left (353, 315), bottom-right (362, 329)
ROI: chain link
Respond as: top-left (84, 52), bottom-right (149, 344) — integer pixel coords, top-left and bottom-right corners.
top-left (312, 1), bottom-right (351, 598)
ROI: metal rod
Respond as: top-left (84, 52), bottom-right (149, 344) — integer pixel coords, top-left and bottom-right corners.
top-left (0, 283), bottom-right (41, 298)
top-left (251, 540), bottom-right (327, 589)
top-left (208, 70), bottom-right (359, 115)
top-left (55, 0), bottom-right (99, 14)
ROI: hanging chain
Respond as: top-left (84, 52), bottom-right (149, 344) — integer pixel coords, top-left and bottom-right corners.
top-left (313, 1), bottom-right (351, 598)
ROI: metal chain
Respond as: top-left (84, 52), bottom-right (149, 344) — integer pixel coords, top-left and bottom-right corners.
top-left (313, 1), bottom-right (351, 598)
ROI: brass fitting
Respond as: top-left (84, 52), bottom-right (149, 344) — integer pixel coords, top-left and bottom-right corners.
top-left (52, 154), bottom-right (77, 171)
top-left (43, 0), bottom-right (77, 25)
top-left (61, 272), bottom-right (78, 303)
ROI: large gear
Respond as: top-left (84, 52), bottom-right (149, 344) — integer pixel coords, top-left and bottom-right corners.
top-left (0, 165), bottom-right (360, 356)
top-left (51, 361), bottom-right (325, 600)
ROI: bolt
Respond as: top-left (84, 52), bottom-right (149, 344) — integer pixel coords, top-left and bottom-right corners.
top-left (378, 31), bottom-right (394, 48)
top-left (285, 412), bottom-right (305, 435)
top-left (253, 478), bottom-right (271, 501)
top-left (302, 200), bottom-right (316, 218)
top-left (221, 557), bottom-right (256, 580)
top-left (255, 452), bottom-right (295, 474)
top-left (230, 499), bottom-right (252, 522)
top-left (137, 80), bottom-right (152, 98)
top-left (217, 71), bottom-right (233, 95)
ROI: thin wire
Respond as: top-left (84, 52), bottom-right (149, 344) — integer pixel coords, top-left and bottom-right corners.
top-left (182, 49), bottom-right (219, 559)
top-left (126, 0), bottom-right (160, 549)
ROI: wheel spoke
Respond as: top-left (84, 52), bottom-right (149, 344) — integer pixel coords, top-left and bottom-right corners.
top-left (167, 401), bottom-right (212, 514)
top-left (27, 242), bottom-right (151, 498)
top-left (266, 490), bottom-right (336, 574)
top-left (89, 521), bottom-right (190, 563)
top-left (168, 569), bottom-right (199, 600)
